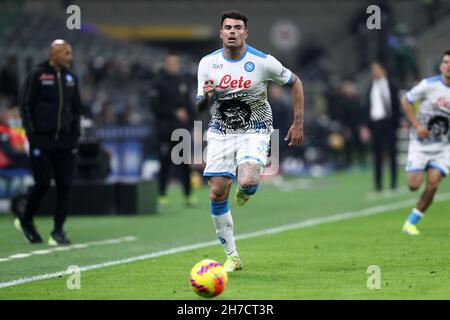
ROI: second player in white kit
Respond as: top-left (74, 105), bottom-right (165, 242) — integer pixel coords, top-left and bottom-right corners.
top-left (196, 10), bottom-right (304, 271)
top-left (400, 50), bottom-right (450, 235)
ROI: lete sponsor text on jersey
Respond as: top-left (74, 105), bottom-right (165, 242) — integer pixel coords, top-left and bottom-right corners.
top-left (215, 75), bottom-right (251, 89)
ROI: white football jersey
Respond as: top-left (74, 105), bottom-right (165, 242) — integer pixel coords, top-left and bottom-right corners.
top-left (405, 75), bottom-right (450, 149)
top-left (197, 45), bottom-right (294, 134)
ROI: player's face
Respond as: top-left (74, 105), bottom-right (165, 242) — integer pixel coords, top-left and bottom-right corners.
top-left (440, 55), bottom-right (450, 79)
top-left (220, 18), bottom-right (248, 49)
top-left (56, 44), bottom-right (73, 69)
top-left (164, 55), bottom-right (180, 74)
top-left (371, 63), bottom-right (385, 79)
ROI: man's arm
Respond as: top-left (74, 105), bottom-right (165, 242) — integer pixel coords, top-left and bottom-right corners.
top-left (196, 80), bottom-right (214, 114)
top-left (19, 70), bottom-right (38, 134)
top-left (72, 75), bottom-right (82, 137)
top-left (400, 96), bottom-right (428, 139)
top-left (284, 74), bottom-right (304, 146)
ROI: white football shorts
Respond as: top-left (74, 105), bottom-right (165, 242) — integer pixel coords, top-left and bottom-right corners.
top-left (405, 141), bottom-right (450, 177)
top-left (203, 130), bottom-right (270, 179)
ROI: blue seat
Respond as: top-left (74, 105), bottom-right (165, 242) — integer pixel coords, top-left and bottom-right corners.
top-left (0, 168), bottom-right (31, 199)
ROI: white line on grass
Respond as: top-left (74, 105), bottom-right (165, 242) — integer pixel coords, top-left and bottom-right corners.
top-left (0, 236), bottom-right (138, 263)
top-left (2, 192), bottom-right (450, 289)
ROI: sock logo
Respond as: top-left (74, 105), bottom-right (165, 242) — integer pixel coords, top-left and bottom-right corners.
top-left (219, 237), bottom-right (227, 245)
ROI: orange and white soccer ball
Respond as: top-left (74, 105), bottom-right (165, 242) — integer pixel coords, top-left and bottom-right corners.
top-left (189, 259), bottom-right (228, 298)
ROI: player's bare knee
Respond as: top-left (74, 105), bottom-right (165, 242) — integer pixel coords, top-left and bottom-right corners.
top-left (427, 179), bottom-right (440, 191)
top-left (237, 162), bottom-right (262, 187)
top-left (209, 179), bottom-right (231, 201)
top-left (210, 190), bottom-right (226, 202)
top-left (408, 183), bottom-right (421, 191)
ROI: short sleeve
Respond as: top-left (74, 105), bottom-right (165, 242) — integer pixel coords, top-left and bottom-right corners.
top-left (265, 55), bottom-right (295, 86)
top-left (405, 79), bottom-right (428, 104)
top-left (197, 57), bottom-right (209, 100)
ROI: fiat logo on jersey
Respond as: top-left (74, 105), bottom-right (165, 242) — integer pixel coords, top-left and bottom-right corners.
top-left (244, 61), bottom-right (255, 72)
top-left (215, 75), bottom-right (252, 89)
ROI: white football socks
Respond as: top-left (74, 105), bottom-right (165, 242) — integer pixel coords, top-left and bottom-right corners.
top-left (211, 210), bottom-right (239, 257)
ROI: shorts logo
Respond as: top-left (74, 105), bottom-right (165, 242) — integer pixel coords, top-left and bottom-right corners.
top-left (406, 160), bottom-right (412, 170)
top-left (244, 61), bottom-right (255, 72)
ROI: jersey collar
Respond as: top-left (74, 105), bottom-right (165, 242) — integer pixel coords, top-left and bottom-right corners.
top-left (440, 76), bottom-right (450, 88)
top-left (221, 45), bottom-right (248, 63)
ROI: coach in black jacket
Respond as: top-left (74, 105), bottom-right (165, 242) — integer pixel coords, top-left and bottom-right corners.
top-left (16, 39), bottom-right (81, 245)
top-left (364, 62), bottom-right (400, 192)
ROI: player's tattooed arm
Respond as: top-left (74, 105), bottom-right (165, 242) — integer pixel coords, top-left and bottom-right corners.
top-left (237, 162), bottom-right (263, 187)
top-left (285, 73), bottom-right (304, 146)
top-left (400, 96), bottom-right (429, 139)
top-left (197, 80), bottom-right (215, 114)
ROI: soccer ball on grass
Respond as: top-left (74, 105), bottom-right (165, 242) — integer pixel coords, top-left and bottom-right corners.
top-left (189, 259), bottom-right (228, 298)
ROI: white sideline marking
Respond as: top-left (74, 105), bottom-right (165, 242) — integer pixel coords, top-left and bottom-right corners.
top-left (31, 250), bottom-right (53, 255)
top-left (9, 253), bottom-right (32, 259)
top-left (53, 247), bottom-right (71, 251)
top-left (2, 192), bottom-right (450, 289)
top-left (0, 236), bottom-right (138, 264)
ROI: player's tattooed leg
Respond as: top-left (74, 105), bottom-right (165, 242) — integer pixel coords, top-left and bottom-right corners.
top-left (237, 162), bottom-right (263, 190)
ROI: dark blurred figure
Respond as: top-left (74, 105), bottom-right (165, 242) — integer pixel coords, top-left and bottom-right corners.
top-left (0, 55), bottom-right (20, 108)
top-left (297, 39), bottom-right (332, 85)
top-left (331, 80), bottom-right (367, 168)
top-left (387, 24), bottom-right (419, 88)
top-left (151, 52), bottom-right (197, 208)
top-left (349, 0), bottom-right (393, 70)
top-left (93, 99), bottom-right (117, 125)
top-left (364, 62), bottom-right (400, 192)
top-left (421, 0), bottom-right (442, 26)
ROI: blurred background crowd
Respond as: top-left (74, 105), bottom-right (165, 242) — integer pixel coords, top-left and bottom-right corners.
top-left (0, 0), bottom-right (449, 204)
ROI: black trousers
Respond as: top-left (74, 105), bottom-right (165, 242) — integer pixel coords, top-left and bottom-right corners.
top-left (158, 139), bottom-right (191, 198)
top-left (370, 119), bottom-right (397, 191)
top-left (22, 146), bottom-right (76, 231)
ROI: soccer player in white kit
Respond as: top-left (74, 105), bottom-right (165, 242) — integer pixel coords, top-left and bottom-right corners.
top-left (401, 50), bottom-right (450, 235)
top-left (196, 10), bottom-right (304, 271)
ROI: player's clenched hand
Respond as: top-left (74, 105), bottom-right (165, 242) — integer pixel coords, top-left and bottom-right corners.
top-left (285, 121), bottom-right (303, 147)
top-left (415, 124), bottom-right (429, 139)
top-left (203, 80), bottom-right (214, 100)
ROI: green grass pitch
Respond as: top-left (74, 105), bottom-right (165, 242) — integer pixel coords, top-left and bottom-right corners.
top-left (1, 170), bottom-right (450, 299)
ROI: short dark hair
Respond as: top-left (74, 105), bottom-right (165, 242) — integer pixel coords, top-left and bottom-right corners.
top-left (221, 10), bottom-right (247, 28)
top-left (165, 50), bottom-right (179, 58)
top-left (441, 50), bottom-right (450, 61)
top-left (371, 60), bottom-right (387, 70)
